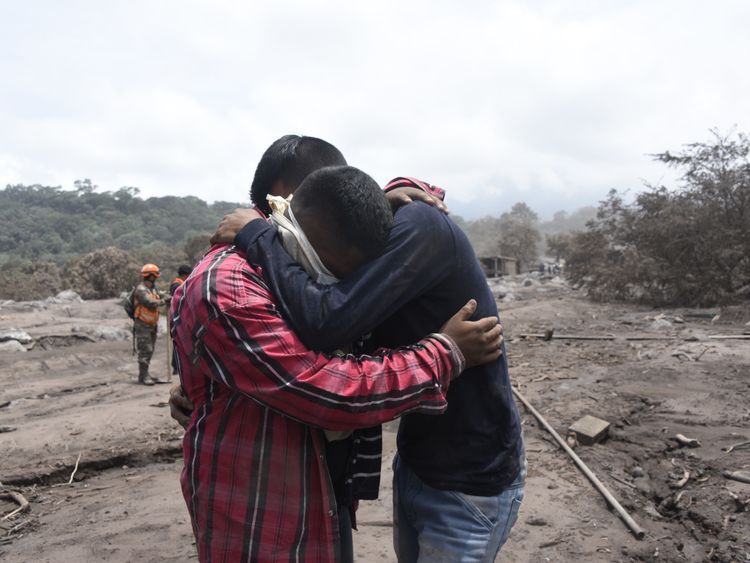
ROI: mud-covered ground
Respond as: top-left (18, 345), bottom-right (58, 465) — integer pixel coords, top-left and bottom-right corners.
top-left (1, 280), bottom-right (748, 562)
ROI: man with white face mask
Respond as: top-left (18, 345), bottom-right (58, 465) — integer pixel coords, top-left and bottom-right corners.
top-left (170, 150), bottom-right (503, 562)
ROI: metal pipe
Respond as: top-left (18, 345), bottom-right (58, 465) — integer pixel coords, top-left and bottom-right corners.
top-left (512, 387), bottom-right (646, 539)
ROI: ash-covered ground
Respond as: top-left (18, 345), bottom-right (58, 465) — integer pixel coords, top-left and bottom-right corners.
top-left (1, 279), bottom-right (748, 562)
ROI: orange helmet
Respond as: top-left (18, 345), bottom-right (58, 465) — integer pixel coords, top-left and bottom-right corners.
top-left (141, 263), bottom-right (161, 278)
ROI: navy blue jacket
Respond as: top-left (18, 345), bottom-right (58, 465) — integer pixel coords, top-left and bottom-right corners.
top-left (235, 202), bottom-right (523, 495)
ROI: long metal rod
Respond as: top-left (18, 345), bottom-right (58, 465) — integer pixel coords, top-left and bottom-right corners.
top-left (708, 335), bottom-right (750, 340)
top-left (512, 387), bottom-right (646, 539)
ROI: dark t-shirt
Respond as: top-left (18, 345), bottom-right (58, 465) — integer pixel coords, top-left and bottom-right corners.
top-left (235, 203), bottom-right (523, 495)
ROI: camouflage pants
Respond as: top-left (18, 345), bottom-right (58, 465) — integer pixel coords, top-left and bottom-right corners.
top-left (134, 322), bottom-right (158, 375)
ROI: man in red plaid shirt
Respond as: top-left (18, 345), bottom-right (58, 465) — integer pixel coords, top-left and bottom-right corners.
top-left (171, 162), bottom-right (501, 562)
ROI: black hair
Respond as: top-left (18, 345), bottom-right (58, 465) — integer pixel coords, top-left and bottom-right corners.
top-left (177, 265), bottom-right (192, 276)
top-left (249, 135), bottom-right (347, 214)
top-left (291, 166), bottom-right (393, 261)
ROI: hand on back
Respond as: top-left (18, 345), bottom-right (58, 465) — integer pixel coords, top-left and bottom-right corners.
top-left (210, 207), bottom-right (265, 245)
top-left (441, 300), bottom-right (503, 369)
top-left (385, 187), bottom-right (449, 214)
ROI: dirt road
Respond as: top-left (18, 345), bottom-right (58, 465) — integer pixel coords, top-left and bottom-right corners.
top-left (1, 281), bottom-right (748, 562)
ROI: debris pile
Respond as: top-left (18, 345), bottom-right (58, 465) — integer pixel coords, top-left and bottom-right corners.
top-left (0, 329), bottom-right (34, 353)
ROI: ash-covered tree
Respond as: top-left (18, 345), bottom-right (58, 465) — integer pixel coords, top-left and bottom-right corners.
top-left (545, 233), bottom-right (573, 262)
top-left (0, 259), bottom-right (63, 301)
top-left (460, 216), bottom-right (503, 256)
top-left (567, 130), bottom-right (750, 306)
top-left (62, 247), bottom-right (141, 299)
top-left (498, 202), bottom-right (541, 268)
top-left (184, 233), bottom-right (211, 264)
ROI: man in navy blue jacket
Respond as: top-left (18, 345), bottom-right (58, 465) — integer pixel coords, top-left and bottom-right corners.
top-left (224, 174), bottom-right (525, 562)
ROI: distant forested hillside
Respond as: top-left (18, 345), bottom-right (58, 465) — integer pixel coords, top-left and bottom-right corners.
top-left (0, 180), bottom-right (591, 301)
top-left (0, 181), bottom-right (242, 264)
top-left (0, 181), bottom-right (244, 300)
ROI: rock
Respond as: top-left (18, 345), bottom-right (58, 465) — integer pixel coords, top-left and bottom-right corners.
top-left (95, 326), bottom-right (131, 341)
top-left (634, 478), bottom-right (652, 496)
top-left (491, 284), bottom-right (510, 300)
top-left (526, 516), bottom-right (549, 526)
top-left (493, 283), bottom-right (510, 293)
top-left (630, 466), bottom-right (645, 478)
top-left (502, 293), bottom-right (515, 302)
top-left (650, 319), bottom-right (673, 331)
top-left (77, 325), bottom-right (131, 342)
top-left (566, 432), bottom-right (579, 448)
top-left (0, 340), bottom-right (27, 353)
top-left (522, 278), bottom-right (535, 287)
top-left (0, 329), bottom-right (34, 345)
top-left (46, 290), bottom-right (84, 304)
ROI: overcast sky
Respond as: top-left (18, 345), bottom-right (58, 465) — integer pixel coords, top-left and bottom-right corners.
top-left (1, 1), bottom-right (748, 218)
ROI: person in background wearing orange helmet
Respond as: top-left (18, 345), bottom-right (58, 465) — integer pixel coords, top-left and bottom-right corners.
top-left (169, 265), bottom-right (192, 296)
top-left (134, 263), bottom-right (168, 385)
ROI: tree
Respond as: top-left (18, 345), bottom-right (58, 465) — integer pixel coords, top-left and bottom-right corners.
top-left (498, 202), bottom-right (541, 267)
top-left (62, 247), bottom-right (141, 299)
top-left (459, 216), bottom-right (503, 256)
top-left (545, 233), bottom-right (573, 261)
top-left (0, 260), bottom-right (62, 301)
top-left (566, 130), bottom-right (750, 306)
top-left (0, 183), bottom-right (242, 265)
top-left (184, 233), bottom-right (211, 264)
top-left (74, 178), bottom-right (97, 195)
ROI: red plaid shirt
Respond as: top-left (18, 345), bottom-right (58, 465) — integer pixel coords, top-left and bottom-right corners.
top-left (171, 245), bottom-right (463, 562)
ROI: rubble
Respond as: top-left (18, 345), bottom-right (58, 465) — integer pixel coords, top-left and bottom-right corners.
top-left (44, 290), bottom-right (83, 304)
top-left (650, 319), bottom-right (673, 331)
top-left (0, 341), bottom-right (27, 353)
top-left (0, 329), bottom-right (33, 345)
top-left (78, 325), bottom-right (131, 342)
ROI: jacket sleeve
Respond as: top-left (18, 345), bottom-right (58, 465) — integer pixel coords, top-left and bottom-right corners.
top-left (235, 203), bottom-right (456, 351)
top-left (198, 301), bottom-right (464, 431)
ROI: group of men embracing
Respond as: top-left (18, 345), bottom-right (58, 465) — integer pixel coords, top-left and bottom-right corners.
top-left (168, 135), bottom-right (526, 562)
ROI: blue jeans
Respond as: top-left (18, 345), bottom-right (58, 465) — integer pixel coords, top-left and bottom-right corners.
top-left (393, 455), bottom-right (526, 563)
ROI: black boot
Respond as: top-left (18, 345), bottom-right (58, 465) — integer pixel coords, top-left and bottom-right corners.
top-left (138, 364), bottom-right (155, 386)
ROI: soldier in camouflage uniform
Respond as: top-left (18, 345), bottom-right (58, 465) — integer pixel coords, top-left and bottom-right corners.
top-left (133, 263), bottom-right (168, 385)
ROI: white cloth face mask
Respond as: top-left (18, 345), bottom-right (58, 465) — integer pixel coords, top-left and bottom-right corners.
top-left (266, 195), bottom-right (339, 286)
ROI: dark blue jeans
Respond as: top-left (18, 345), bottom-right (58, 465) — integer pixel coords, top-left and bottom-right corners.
top-left (393, 455), bottom-right (526, 563)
